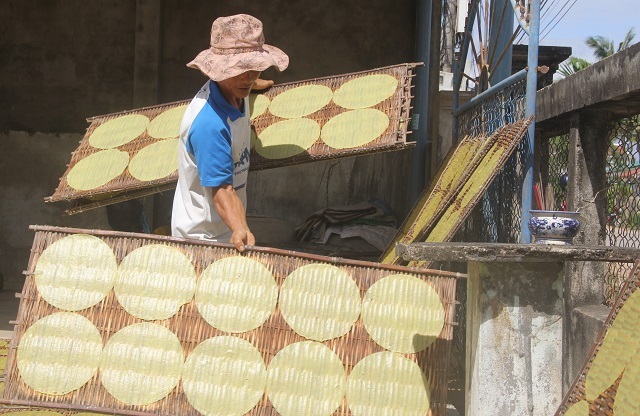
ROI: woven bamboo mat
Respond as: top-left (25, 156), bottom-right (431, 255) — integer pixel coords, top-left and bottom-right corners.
top-left (380, 117), bottom-right (532, 266)
top-left (46, 63), bottom-right (420, 214)
top-left (1, 225), bottom-right (461, 416)
top-left (554, 258), bottom-right (640, 415)
top-left (379, 130), bottom-right (494, 264)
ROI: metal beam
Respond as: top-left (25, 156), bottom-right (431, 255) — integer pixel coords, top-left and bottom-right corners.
top-left (520, 0), bottom-right (540, 243)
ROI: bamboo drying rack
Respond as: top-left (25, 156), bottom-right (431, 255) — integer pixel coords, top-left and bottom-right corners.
top-left (1, 225), bottom-right (462, 416)
top-left (46, 63), bottom-right (421, 215)
top-left (554, 259), bottom-right (640, 415)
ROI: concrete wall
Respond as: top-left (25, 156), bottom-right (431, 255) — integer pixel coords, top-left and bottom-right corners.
top-left (466, 261), bottom-right (564, 416)
top-left (0, 1), bottom-right (420, 288)
top-left (0, 132), bottom-right (111, 291)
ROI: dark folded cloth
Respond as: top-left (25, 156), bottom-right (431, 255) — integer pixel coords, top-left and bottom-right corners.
top-left (295, 200), bottom-right (396, 242)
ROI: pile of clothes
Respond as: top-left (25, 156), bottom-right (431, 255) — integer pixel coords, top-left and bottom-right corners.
top-left (295, 200), bottom-right (398, 251)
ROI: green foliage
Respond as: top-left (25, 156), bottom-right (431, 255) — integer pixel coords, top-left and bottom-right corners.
top-left (558, 27), bottom-right (636, 78)
top-left (586, 35), bottom-right (614, 60)
top-left (557, 57), bottom-right (591, 77)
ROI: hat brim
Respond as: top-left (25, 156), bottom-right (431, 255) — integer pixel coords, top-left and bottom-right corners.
top-left (187, 45), bottom-right (289, 82)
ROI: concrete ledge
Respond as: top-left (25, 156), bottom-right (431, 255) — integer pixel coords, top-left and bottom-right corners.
top-left (568, 304), bottom-right (611, 385)
top-left (537, 41), bottom-right (640, 125)
top-left (397, 242), bottom-right (640, 263)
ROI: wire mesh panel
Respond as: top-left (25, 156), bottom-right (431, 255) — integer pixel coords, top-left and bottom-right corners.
top-left (540, 115), bottom-right (640, 305)
top-left (1, 225), bottom-right (461, 416)
top-left (605, 115), bottom-right (640, 304)
top-left (456, 76), bottom-right (528, 243)
top-left (543, 134), bottom-right (570, 211)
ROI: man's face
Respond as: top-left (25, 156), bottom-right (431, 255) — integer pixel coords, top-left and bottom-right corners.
top-left (218, 71), bottom-right (262, 103)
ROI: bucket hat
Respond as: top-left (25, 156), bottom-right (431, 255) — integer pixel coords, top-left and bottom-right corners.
top-left (187, 14), bottom-right (289, 81)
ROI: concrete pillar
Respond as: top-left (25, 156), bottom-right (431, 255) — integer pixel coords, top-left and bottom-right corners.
top-left (562, 111), bottom-right (610, 391)
top-left (465, 261), bottom-right (564, 416)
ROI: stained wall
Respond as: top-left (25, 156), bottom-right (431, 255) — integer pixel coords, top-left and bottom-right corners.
top-left (0, 0), bottom-right (420, 291)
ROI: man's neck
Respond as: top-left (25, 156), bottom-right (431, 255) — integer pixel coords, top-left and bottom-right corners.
top-left (216, 82), bottom-right (243, 110)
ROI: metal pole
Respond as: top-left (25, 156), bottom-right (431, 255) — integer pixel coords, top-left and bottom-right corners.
top-left (409, 0), bottom-right (433, 206)
top-left (489, 0), bottom-right (514, 84)
top-left (452, 0), bottom-right (480, 143)
top-left (520, 0), bottom-right (540, 243)
top-left (452, 69), bottom-right (526, 116)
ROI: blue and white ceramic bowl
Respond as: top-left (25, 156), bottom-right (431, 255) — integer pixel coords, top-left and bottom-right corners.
top-left (528, 210), bottom-right (581, 245)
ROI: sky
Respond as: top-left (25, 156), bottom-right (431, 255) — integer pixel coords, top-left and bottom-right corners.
top-left (535, 0), bottom-right (638, 62)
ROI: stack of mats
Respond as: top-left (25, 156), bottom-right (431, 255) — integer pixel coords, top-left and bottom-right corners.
top-left (0, 225), bottom-right (463, 416)
top-left (379, 117), bottom-right (533, 266)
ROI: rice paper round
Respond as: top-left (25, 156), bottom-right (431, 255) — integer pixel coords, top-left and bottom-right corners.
top-left (333, 74), bottom-right (398, 109)
top-left (100, 322), bottom-right (183, 405)
top-left (268, 85), bottom-right (333, 118)
top-left (147, 105), bottom-right (187, 139)
top-left (279, 263), bottom-right (361, 341)
top-left (17, 312), bottom-right (102, 395)
top-left (115, 244), bottom-right (196, 320)
top-left (88, 114), bottom-right (149, 149)
top-left (255, 118), bottom-right (320, 159)
top-left (249, 94), bottom-right (270, 120)
top-left (196, 256), bottom-right (278, 333)
top-left (347, 351), bottom-right (430, 416)
top-left (34, 234), bottom-right (116, 311)
top-left (128, 138), bottom-right (179, 182)
top-left (182, 336), bottom-right (266, 416)
top-left (266, 341), bottom-right (346, 416)
top-left (613, 350), bottom-right (640, 415)
top-left (320, 109), bottom-right (389, 149)
top-left (66, 149), bottom-right (129, 191)
top-left (362, 273), bottom-right (444, 353)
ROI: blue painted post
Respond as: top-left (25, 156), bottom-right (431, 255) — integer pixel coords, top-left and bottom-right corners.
top-left (409, 0), bottom-right (433, 206)
top-left (452, 0), bottom-right (480, 143)
top-left (520, 0), bottom-right (541, 243)
top-left (489, 0), bottom-right (514, 84)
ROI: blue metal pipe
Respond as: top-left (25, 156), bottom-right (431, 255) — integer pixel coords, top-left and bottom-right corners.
top-left (489, 0), bottom-right (514, 84)
top-left (520, 0), bottom-right (541, 243)
top-left (409, 0), bottom-right (433, 206)
top-left (452, 0), bottom-right (480, 142)
top-left (452, 68), bottom-right (526, 116)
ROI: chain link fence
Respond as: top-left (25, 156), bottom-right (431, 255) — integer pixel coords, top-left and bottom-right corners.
top-left (446, 77), bottom-right (529, 412)
top-left (603, 115), bottom-right (640, 304)
top-left (447, 82), bottom-right (640, 412)
top-left (542, 115), bottom-right (640, 305)
top-left (455, 77), bottom-right (528, 243)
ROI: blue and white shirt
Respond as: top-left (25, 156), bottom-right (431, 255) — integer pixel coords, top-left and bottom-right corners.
top-left (171, 80), bottom-right (251, 242)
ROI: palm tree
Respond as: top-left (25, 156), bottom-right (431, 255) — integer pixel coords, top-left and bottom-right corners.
top-left (559, 27), bottom-right (636, 77)
top-left (557, 57), bottom-right (591, 78)
top-left (586, 28), bottom-right (636, 60)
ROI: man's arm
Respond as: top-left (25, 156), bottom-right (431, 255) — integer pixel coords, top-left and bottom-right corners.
top-left (211, 184), bottom-right (255, 252)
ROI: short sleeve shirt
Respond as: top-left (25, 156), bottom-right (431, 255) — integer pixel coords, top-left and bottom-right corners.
top-left (171, 80), bottom-right (251, 241)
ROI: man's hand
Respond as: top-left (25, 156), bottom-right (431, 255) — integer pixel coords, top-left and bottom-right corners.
top-left (211, 184), bottom-right (255, 252)
top-left (230, 228), bottom-right (256, 253)
top-left (252, 78), bottom-right (274, 91)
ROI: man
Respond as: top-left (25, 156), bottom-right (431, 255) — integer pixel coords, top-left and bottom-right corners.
top-left (171, 14), bottom-right (289, 252)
